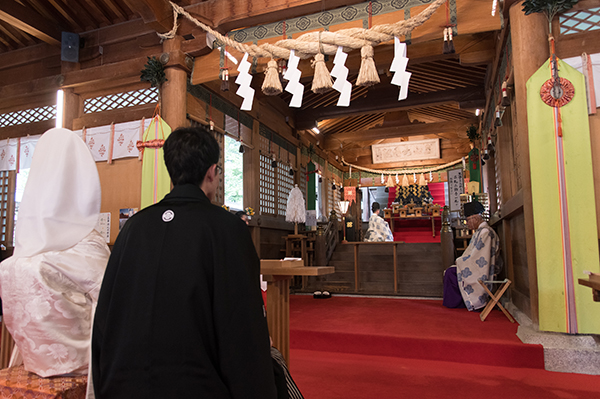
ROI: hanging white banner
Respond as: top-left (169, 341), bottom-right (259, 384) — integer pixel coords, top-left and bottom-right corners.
top-left (19, 135), bottom-right (41, 171)
top-left (0, 138), bottom-right (19, 171)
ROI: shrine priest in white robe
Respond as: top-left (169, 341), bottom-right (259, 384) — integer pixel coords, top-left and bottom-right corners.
top-left (0, 128), bottom-right (110, 378)
top-left (364, 202), bottom-right (394, 242)
top-left (443, 200), bottom-right (500, 311)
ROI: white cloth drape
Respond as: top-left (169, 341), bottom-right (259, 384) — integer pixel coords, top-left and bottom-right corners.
top-left (0, 127), bottom-right (110, 379)
top-left (14, 128), bottom-right (101, 258)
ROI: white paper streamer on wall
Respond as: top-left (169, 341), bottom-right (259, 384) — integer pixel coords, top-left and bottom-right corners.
top-left (390, 37), bottom-right (412, 101)
top-left (235, 53), bottom-right (255, 111)
top-left (0, 138), bottom-right (18, 171)
top-left (330, 46), bottom-right (352, 107)
top-left (283, 50), bottom-right (304, 108)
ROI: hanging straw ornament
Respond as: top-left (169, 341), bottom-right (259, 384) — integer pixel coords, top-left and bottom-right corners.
top-left (402, 174), bottom-right (409, 187)
top-left (311, 53), bottom-right (333, 94)
top-left (262, 59), bottom-right (283, 95)
top-left (356, 44), bottom-right (380, 87)
top-left (311, 32), bottom-right (334, 94)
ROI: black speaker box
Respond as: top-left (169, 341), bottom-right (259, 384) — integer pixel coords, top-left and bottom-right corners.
top-left (61, 32), bottom-right (80, 63)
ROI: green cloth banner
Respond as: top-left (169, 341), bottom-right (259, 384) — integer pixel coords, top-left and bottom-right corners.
top-left (527, 58), bottom-right (600, 334)
top-left (141, 116), bottom-right (172, 210)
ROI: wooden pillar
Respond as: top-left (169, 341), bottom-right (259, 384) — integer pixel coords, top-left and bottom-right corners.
top-left (62, 88), bottom-right (80, 131)
top-left (161, 36), bottom-right (189, 131)
top-left (247, 120), bottom-right (261, 255)
top-left (509, 1), bottom-right (550, 326)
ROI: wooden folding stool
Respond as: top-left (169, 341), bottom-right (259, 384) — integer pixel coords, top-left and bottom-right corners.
top-left (478, 278), bottom-right (515, 323)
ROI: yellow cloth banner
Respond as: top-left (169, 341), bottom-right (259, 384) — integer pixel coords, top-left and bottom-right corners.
top-left (527, 58), bottom-right (600, 334)
top-left (140, 116), bottom-right (171, 210)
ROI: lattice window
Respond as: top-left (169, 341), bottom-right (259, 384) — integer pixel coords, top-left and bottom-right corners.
top-left (84, 87), bottom-right (158, 114)
top-left (560, 7), bottom-right (600, 35)
top-left (277, 162), bottom-right (294, 216)
top-left (0, 106), bottom-right (56, 128)
top-left (259, 154), bottom-right (276, 215)
top-left (0, 171), bottom-right (16, 247)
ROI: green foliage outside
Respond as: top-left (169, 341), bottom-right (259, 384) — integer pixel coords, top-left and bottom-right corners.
top-left (224, 135), bottom-right (243, 209)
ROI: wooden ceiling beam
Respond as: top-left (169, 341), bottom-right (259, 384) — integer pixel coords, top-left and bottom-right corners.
top-left (187, 0), bottom-right (368, 33)
top-left (0, 0), bottom-right (62, 47)
top-left (322, 118), bottom-right (477, 150)
top-left (123, 0), bottom-right (174, 32)
top-left (296, 86), bottom-right (484, 130)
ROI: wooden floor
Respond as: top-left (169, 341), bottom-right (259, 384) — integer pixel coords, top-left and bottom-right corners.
top-left (299, 242), bottom-right (444, 297)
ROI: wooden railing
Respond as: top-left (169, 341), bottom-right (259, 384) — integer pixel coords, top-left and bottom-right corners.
top-left (315, 219), bottom-right (339, 266)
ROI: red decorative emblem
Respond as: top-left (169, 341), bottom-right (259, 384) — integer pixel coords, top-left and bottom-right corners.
top-left (98, 144), bottom-right (106, 157)
top-left (8, 155), bottom-right (15, 166)
top-left (88, 137), bottom-right (95, 149)
top-left (117, 133), bottom-right (125, 146)
top-left (127, 140), bottom-right (135, 153)
top-left (136, 139), bottom-right (164, 151)
top-left (540, 77), bottom-right (574, 107)
top-left (0, 150), bottom-right (4, 160)
top-left (23, 146), bottom-right (29, 157)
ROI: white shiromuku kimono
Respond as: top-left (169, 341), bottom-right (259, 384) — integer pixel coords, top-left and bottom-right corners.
top-left (364, 214), bottom-right (394, 242)
top-left (455, 221), bottom-right (500, 311)
top-left (0, 128), bottom-right (110, 378)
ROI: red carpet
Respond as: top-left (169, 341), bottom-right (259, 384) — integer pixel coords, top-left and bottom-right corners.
top-left (392, 217), bottom-right (441, 243)
top-left (288, 295), bottom-right (600, 399)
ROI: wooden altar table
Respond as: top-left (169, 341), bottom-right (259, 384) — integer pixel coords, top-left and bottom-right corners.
top-left (261, 265), bottom-right (335, 365)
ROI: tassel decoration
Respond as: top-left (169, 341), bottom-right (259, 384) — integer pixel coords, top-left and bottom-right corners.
top-left (311, 53), bottom-right (333, 94)
top-left (356, 45), bottom-right (380, 87)
top-left (447, 28), bottom-right (455, 54)
top-left (494, 107), bottom-right (502, 127)
top-left (220, 68), bottom-right (229, 92)
top-left (501, 81), bottom-right (510, 106)
top-left (262, 59), bottom-right (283, 96)
top-left (443, 28), bottom-right (450, 54)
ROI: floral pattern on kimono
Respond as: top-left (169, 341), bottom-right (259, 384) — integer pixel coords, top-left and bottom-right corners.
top-left (0, 230), bottom-right (109, 377)
top-left (364, 214), bottom-right (393, 242)
top-left (455, 222), bottom-right (500, 311)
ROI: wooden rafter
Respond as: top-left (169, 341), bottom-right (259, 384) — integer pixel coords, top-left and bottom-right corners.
top-left (323, 118), bottom-right (477, 150)
top-left (123, 0), bottom-right (174, 31)
top-left (0, 0), bottom-right (62, 46)
top-left (296, 86), bottom-right (484, 130)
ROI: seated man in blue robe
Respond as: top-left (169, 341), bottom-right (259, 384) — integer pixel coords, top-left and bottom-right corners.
top-left (364, 202), bottom-right (393, 242)
top-left (443, 201), bottom-right (500, 311)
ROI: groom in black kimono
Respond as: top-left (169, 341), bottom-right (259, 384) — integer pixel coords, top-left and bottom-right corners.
top-left (92, 126), bottom-right (277, 398)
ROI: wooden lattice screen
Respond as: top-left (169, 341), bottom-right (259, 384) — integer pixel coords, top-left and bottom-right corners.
top-left (83, 88), bottom-right (158, 113)
top-left (0, 106), bottom-right (56, 128)
top-left (277, 163), bottom-right (294, 216)
top-left (259, 153), bottom-right (276, 215)
top-left (0, 171), bottom-right (16, 248)
top-left (559, 7), bottom-right (600, 35)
